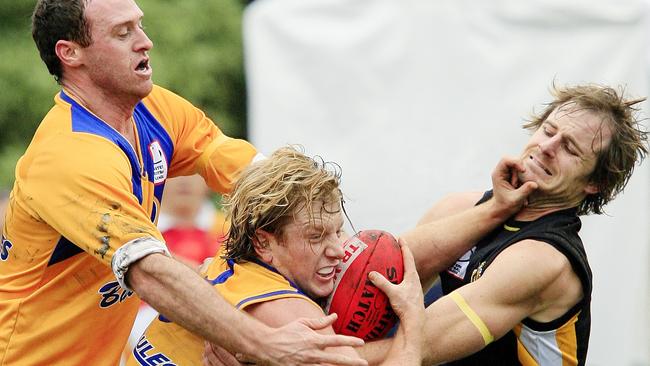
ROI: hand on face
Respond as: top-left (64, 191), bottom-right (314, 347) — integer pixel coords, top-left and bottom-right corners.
top-left (490, 156), bottom-right (539, 217)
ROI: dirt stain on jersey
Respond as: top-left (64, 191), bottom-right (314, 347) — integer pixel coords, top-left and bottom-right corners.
top-left (95, 235), bottom-right (110, 259)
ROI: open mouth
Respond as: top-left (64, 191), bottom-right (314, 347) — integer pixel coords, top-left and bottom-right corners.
top-left (529, 155), bottom-right (552, 176)
top-left (136, 58), bottom-right (150, 72)
top-left (317, 267), bottom-right (336, 279)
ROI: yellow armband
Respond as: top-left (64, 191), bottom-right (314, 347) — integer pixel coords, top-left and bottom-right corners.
top-left (449, 291), bottom-right (494, 345)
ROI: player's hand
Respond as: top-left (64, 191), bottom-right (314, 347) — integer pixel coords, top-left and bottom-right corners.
top-left (490, 156), bottom-right (538, 218)
top-left (203, 341), bottom-right (245, 366)
top-left (368, 240), bottom-right (424, 365)
top-left (368, 240), bottom-right (424, 325)
top-left (252, 314), bottom-right (367, 366)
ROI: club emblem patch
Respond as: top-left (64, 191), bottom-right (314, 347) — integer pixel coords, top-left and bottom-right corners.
top-left (148, 140), bottom-right (168, 184)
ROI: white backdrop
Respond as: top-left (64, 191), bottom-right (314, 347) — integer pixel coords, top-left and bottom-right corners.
top-left (243, 0), bottom-right (650, 364)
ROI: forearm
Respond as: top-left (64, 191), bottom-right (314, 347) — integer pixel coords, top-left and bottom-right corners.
top-left (382, 323), bottom-right (422, 366)
top-left (128, 253), bottom-right (265, 355)
top-left (358, 339), bottom-right (392, 366)
top-left (402, 198), bottom-right (511, 280)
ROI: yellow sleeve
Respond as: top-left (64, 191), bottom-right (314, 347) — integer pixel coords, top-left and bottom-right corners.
top-left (142, 86), bottom-right (257, 193)
top-left (17, 132), bottom-right (162, 266)
top-left (203, 253), bottom-right (322, 311)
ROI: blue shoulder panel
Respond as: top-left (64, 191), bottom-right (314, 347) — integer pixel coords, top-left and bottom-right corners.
top-left (133, 101), bottom-right (174, 221)
top-left (61, 91), bottom-right (143, 203)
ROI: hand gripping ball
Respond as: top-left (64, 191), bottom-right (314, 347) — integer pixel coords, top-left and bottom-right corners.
top-left (324, 230), bottom-right (404, 341)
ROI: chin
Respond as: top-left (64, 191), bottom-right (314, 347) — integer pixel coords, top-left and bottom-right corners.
top-left (138, 82), bottom-right (154, 98)
top-left (309, 286), bottom-right (333, 300)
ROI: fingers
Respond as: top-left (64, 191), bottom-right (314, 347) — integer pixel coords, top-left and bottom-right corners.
top-left (299, 314), bottom-right (365, 348)
top-left (399, 241), bottom-right (417, 277)
top-left (313, 333), bottom-right (365, 349)
top-left (518, 180), bottom-right (538, 194)
top-left (368, 270), bottom-right (392, 293)
top-left (203, 342), bottom-right (243, 366)
top-left (301, 313), bottom-right (338, 330)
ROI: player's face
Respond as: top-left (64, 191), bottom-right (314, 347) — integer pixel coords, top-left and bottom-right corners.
top-left (517, 103), bottom-right (612, 207)
top-left (270, 200), bottom-right (346, 299)
top-left (80, 0), bottom-right (154, 101)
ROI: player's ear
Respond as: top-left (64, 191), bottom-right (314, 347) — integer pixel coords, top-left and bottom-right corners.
top-left (253, 229), bottom-right (274, 264)
top-left (55, 40), bottom-right (84, 68)
top-left (584, 181), bottom-right (599, 195)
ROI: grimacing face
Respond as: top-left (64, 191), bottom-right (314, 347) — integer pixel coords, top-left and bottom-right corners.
top-left (260, 200), bottom-right (346, 299)
top-left (80, 0), bottom-right (153, 101)
top-left (518, 103), bottom-right (612, 208)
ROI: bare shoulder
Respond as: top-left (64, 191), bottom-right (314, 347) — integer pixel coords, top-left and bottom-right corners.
top-left (487, 240), bottom-right (583, 321)
top-left (245, 297), bottom-right (326, 329)
top-left (417, 191), bottom-right (484, 225)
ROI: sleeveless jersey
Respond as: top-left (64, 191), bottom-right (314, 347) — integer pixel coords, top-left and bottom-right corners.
top-left (440, 191), bottom-right (592, 366)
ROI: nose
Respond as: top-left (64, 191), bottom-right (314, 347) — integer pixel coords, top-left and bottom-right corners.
top-left (324, 236), bottom-right (345, 260)
top-left (135, 27), bottom-right (154, 51)
top-left (538, 135), bottom-right (560, 158)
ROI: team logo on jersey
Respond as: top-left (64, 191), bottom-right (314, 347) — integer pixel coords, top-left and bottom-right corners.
top-left (98, 281), bottom-right (134, 308)
top-left (1, 236), bottom-right (12, 261)
top-left (133, 335), bottom-right (177, 366)
top-left (446, 246), bottom-right (476, 280)
top-left (148, 140), bottom-right (168, 185)
top-left (470, 261), bottom-right (487, 282)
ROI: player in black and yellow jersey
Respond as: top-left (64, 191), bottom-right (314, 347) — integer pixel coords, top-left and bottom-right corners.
top-left (360, 84), bottom-right (647, 366)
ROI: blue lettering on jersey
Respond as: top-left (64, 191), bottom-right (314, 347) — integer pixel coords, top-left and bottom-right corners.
top-left (1, 236), bottom-right (12, 261)
top-left (98, 281), bottom-right (134, 308)
top-left (133, 335), bottom-right (177, 366)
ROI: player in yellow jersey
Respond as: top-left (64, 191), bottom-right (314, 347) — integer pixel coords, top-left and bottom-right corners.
top-left (127, 146), bottom-right (426, 366)
top-left (0, 1), bottom-right (365, 365)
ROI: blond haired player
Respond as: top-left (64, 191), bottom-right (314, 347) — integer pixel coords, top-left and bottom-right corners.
top-left (0, 1), bottom-right (364, 365)
top-left (127, 146), bottom-right (425, 366)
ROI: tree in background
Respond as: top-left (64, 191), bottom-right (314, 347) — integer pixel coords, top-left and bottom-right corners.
top-left (0, 0), bottom-right (248, 189)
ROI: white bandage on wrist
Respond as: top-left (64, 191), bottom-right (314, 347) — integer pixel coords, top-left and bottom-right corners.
top-left (111, 236), bottom-right (171, 292)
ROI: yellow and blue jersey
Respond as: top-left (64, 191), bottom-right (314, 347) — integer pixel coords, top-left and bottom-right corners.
top-left (126, 249), bottom-right (320, 366)
top-left (0, 85), bottom-right (256, 366)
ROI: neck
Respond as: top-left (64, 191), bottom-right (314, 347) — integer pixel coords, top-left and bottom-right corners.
top-left (61, 80), bottom-right (138, 134)
top-left (514, 192), bottom-right (581, 221)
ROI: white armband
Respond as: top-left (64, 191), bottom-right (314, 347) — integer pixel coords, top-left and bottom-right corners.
top-left (111, 236), bottom-right (171, 292)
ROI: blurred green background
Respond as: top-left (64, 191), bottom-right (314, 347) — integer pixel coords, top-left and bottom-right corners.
top-left (0, 0), bottom-right (249, 191)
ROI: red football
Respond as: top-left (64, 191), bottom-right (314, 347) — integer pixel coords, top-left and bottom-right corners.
top-left (324, 230), bottom-right (404, 341)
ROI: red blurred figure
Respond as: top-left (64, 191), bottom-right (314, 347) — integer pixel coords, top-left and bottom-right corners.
top-left (159, 174), bottom-right (224, 267)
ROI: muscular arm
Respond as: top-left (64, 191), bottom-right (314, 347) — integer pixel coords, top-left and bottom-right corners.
top-left (420, 240), bottom-right (583, 364)
top-left (360, 240), bottom-right (582, 365)
top-left (401, 191), bottom-right (495, 283)
top-left (401, 157), bottom-right (538, 283)
top-left (128, 253), bottom-right (270, 356)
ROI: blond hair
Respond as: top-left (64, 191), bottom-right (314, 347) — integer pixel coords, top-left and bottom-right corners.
top-left (223, 146), bottom-right (342, 262)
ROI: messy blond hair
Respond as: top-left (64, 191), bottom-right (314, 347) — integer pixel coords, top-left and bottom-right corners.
top-left (223, 146), bottom-right (342, 262)
top-left (524, 83), bottom-right (648, 215)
